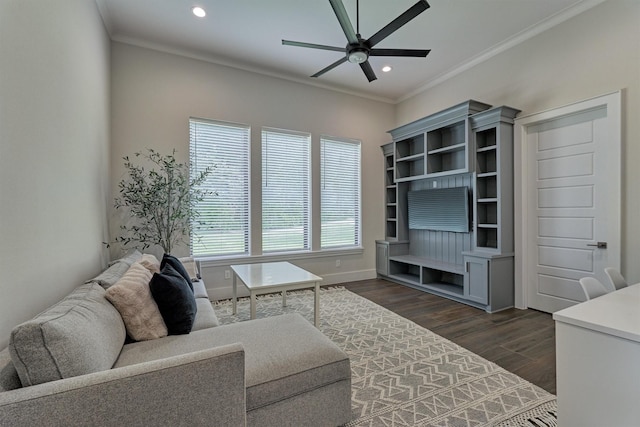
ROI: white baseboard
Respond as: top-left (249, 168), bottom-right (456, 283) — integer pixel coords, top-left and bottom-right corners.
top-left (207, 269), bottom-right (377, 301)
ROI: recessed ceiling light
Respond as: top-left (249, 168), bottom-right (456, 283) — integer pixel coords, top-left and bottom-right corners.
top-left (382, 65), bottom-right (393, 73)
top-left (192, 6), bottom-right (206, 18)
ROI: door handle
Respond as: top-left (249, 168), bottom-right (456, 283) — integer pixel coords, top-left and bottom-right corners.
top-left (587, 241), bottom-right (608, 249)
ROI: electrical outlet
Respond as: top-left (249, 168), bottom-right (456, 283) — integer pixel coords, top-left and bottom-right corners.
top-left (224, 270), bottom-right (231, 279)
top-left (335, 259), bottom-right (341, 267)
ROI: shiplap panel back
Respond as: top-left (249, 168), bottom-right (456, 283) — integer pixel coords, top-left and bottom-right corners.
top-left (408, 173), bottom-right (473, 266)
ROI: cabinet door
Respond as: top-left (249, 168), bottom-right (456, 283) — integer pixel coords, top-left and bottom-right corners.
top-left (376, 243), bottom-right (389, 276)
top-left (465, 256), bottom-right (488, 304)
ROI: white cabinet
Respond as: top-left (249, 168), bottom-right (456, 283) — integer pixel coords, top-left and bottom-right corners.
top-left (554, 284), bottom-right (640, 427)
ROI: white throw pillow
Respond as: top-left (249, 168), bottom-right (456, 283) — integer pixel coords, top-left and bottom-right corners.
top-left (105, 262), bottom-right (167, 341)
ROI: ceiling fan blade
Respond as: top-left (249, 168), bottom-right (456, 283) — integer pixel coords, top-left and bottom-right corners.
top-left (367, 0), bottom-right (430, 48)
top-left (369, 48), bottom-right (431, 57)
top-left (329, 0), bottom-right (358, 45)
top-left (360, 61), bottom-right (377, 82)
top-left (282, 40), bottom-right (345, 52)
top-left (312, 56), bottom-right (348, 78)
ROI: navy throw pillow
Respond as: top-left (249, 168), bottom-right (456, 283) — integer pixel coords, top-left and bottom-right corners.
top-left (149, 264), bottom-right (197, 335)
top-left (161, 254), bottom-right (194, 292)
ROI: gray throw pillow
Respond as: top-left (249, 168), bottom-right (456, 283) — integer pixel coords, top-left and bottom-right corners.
top-left (9, 283), bottom-right (126, 386)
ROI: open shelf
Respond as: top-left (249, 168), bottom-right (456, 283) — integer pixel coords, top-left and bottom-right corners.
top-left (476, 150), bottom-right (497, 174)
top-left (386, 205), bottom-right (397, 220)
top-left (395, 134), bottom-right (425, 158)
top-left (388, 256), bottom-right (465, 297)
top-left (385, 168), bottom-right (394, 184)
top-left (425, 121), bottom-right (468, 175)
top-left (386, 222), bottom-right (397, 239)
top-left (427, 142), bottom-right (466, 155)
top-left (395, 135), bottom-right (425, 180)
top-left (385, 186), bottom-right (396, 203)
top-left (475, 127), bottom-right (496, 149)
top-left (476, 175), bottom-right (497, 199)
top-left (396, 157), bottom-right (425, 180)
top-left (396, 153), bottom-right (424, 162)
top-left (476, 227), bottom-right (498, 249)
top-left (385, 155), bottom-right (394, 169)
top-left (426, 121), bottom-right (466, 151)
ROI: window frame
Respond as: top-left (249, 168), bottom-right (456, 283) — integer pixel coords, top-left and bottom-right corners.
top-left (189, 117), bottom-right (251, 258)
top-left (261, 127), bottom-right (312, 254)
top-left (320, 135), bottom-right (362, 249)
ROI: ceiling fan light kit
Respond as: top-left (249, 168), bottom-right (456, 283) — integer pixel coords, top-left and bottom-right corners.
top-left (348, 49), bottom-right (368, 64)
top-left (282, 0), bottom-right (431, 82)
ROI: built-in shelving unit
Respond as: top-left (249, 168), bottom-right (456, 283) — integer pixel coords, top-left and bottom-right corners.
top-left (381, 143), bottom-right (397, 240)
top-left (377, 101), bottom-right (520, 313)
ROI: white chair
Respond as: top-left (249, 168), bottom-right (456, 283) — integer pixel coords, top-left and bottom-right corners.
top-left (604, 267), bottom-right (628, 291)
top-left (579, 277), bottom-right (609, 301)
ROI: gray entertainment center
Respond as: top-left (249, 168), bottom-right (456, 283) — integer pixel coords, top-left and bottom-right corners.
top-left (376, 100), bottom-right (520, 312)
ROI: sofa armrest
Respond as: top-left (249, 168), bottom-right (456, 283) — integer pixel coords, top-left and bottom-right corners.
top-left (0, 343), bottom-right (246, 427)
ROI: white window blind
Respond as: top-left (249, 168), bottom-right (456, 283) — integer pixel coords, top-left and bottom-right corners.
top-left (262, 128), bottom-right (310, 252)
top-left (321, 137), bottom-right (361, 248)
top-left (189, 118), bottom-right (250, 257)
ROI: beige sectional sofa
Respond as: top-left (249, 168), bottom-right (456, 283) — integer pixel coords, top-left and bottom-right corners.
top-left (0, 254), bottom-right (352, 426)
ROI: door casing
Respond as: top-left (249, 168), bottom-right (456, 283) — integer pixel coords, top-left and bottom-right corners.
top-left (513, 91), bottom-right (622, 310)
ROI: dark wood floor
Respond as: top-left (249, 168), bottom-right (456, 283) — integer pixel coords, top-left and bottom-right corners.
top-left (342, 278), bottom-right (556, 394)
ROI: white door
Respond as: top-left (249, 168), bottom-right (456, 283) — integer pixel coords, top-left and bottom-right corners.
top-left (514, 92), bottom-right (621, 313)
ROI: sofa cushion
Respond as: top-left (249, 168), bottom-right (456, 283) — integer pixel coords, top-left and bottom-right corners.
top-left (161, 254), bottom-right (193, 291)
top-left (179, 257), bottom-right (199, 281)
top-left (0, 348), bottom-right (20, 392)
top-left (192, 279), bottom-right (208, 299)
top-left (149, 264), bottom-right (197, 335)
top-left (114, 313), bottom-right (350, 412)
top-left (9, 283), bottom-right (126, 386)
top-left (105, 262), bottom-right (168, 341)
top-left (192, 298), bottom-right (219, 331)
top-left (88, 250), bottom-right (143, 290)
top-left (86, 261), bottom-right (130, 289)
top-left (108, 249), bottom-right (143, 267)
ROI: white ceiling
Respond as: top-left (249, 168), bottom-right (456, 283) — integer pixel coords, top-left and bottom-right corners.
top-left (96, 0), bottom-right (604, 103)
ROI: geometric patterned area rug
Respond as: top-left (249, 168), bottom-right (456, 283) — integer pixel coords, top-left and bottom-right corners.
top-left (214, 287), bottom-right (557, 427)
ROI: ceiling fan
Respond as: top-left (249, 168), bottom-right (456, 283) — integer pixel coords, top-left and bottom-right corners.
top-left (282, 0), bottom-right (431, 82)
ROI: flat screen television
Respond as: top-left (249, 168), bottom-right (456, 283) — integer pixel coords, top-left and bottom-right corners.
top-left (408, 187), bottom-right (470, 232)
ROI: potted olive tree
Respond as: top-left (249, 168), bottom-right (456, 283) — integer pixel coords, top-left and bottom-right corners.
top-left (112, 148), bottom-right (212, 254)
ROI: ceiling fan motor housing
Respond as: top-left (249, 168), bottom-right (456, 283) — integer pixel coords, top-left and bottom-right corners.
top-left (347, 40), bottom-right (369, 63)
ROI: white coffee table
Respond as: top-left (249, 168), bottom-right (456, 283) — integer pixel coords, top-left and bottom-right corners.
top-left (230, 261), bottom-right (323, 326)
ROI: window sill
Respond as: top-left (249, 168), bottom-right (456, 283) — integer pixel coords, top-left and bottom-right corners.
top-left (197, 247), bottom-right (364, 268)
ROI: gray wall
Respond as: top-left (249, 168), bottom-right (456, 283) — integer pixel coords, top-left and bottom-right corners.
top-left (0, 0), bottom-right (111, 349)
top-left (110, 42), bottom-right (395, 299)
top-left (396, 0), bottom-right (640, 284)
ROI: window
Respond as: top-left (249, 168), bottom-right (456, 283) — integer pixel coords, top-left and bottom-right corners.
top-left (189, 118), bottom-right (250, 257)
top-left (262, 128), bottom-right (311, 252)
top-left (321, 137), bottom-right (361, 248)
